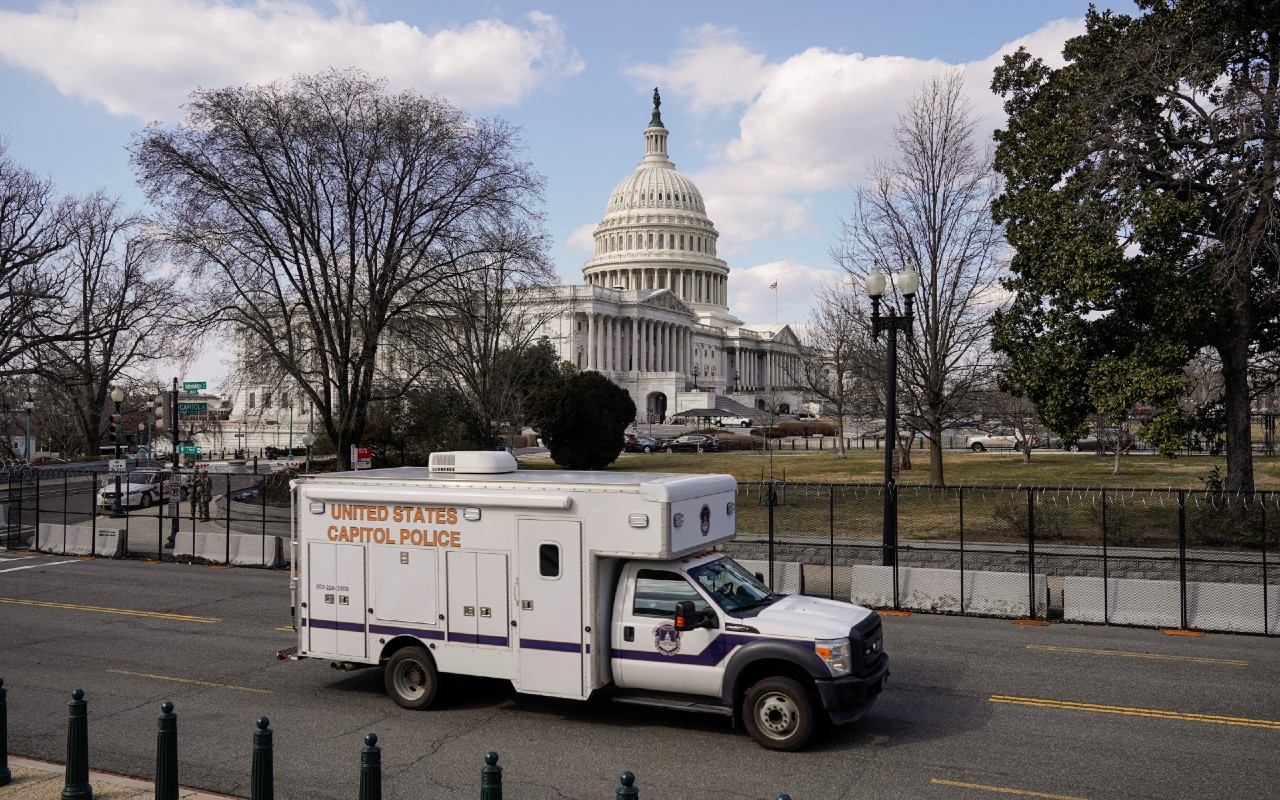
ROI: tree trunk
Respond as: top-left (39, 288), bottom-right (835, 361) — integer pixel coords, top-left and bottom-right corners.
top-left (898, 431), bottom-right (913, 470)
top-left (1112, 446), bottom-right (1122, 476)
top-left (928, 423), bottom-right (944, 486)
top-left (1218, 309), bottom-right (1255, 492)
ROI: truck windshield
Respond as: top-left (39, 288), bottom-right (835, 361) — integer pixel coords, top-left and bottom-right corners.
top-left (687, 558), bottom-right (774, 613)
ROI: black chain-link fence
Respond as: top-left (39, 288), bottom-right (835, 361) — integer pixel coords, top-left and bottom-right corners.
top-left (725, 481), bottom-right (1278, 636)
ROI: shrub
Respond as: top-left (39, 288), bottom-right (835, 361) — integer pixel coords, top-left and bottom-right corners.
top-left (530, 372), bottom-right (636, 469)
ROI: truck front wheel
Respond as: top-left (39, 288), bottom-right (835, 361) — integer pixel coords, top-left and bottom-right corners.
top-left (385, 647), bottom-right (438, 710)
top-left (742, 677), bottom-right (815, 751)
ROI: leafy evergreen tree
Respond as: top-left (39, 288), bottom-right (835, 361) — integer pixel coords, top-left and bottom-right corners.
top-left (530, 371), bottom-right (635, 469)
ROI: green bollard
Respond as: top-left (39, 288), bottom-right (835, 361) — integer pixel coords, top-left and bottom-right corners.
top-left (251, 717), bottom-right (273, 800)
top-left (1, 678), bottom-right (10, 787)
top-left (480, 751), bottom-right (502, 800)
top-left (154, 702), bottom-right (177, 800)
top-left (60, 689), bottom-right (92, 800)
top-left (777, 795), bottom-right (792, 800)
top-left (359, 733), bottom-right (381, 800)
top-left (614, 771), bottom-right (638, 800)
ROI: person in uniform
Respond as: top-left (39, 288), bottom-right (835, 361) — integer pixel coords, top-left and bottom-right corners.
top-left (194, 467), bottom-right (213, 521)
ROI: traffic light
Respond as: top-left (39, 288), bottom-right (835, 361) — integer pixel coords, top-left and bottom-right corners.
top-left (154, 393), bottom-right (166, 431)
top-left (108, 413), bottom-right (122, 442)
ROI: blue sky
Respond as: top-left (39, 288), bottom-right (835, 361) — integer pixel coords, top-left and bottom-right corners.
top-left (0, 0), bottom-right (1118, 387)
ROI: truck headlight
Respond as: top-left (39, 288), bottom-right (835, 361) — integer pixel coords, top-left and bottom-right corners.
top-left (814, 638), bottom-right (851, 677)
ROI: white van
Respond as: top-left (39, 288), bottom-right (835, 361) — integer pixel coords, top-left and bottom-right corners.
top-left (282, 451), bottom-right (888, 750)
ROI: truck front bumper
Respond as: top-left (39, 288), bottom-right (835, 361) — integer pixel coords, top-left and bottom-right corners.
top-left (815, 654), bottom-right (889, 726)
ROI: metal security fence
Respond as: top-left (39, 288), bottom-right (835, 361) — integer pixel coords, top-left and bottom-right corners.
top-left (0, 465), bottom-right (292, 567)
top-left (727, 482), bottom-right (1279, 636)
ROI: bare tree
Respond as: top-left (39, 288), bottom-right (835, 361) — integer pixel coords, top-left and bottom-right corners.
top-left (0, 142), bottom-right (77, 377)
top-left (412, 255), bottom-right (561, 445)
top-left (833, 69), bottom-right (1007, 486)
top-left (790, 278), bottom-right (876, 459)
top-left (132, 69), bottom-right (550, 469)
top-left (34, 193), bottom-right (189, 456)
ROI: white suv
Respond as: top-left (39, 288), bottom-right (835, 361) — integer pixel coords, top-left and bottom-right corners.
top-left (97, 469), bottom-right (189, 511)
top-left (718, 415), bottom-right (756, 428)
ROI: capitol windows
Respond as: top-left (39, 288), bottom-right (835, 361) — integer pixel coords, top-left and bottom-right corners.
top-left (658, 234), bottom-right (664, 249)
top-left (647, 233), bottom-right (653, 247)
top-left (679, 234), bottom-right (685, 249)
top-left (627, 234), bottom-right (633, 249)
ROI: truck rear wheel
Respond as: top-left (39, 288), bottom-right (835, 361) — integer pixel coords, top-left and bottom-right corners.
top-left (385, 647), bottom-right (438, 710)
top-left (742, 677), bottom-right (815, 751)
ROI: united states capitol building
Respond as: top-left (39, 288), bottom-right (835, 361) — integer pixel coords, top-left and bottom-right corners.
top-left (222, 93), bottom-right (807, 451)
top-left (527, 93), bottom-right (806, 422)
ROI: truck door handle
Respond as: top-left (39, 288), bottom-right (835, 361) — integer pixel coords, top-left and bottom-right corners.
top-left (623, 626), bottom-right (634, 642)
top-left (324, 594), bottom-right (334, 604)
top-left (463, 606), bottom-right (475, 617)
top-left (480, 607), bottom-right (491, 618)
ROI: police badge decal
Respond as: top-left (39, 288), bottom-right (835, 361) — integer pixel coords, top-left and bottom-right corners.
top-left (653, 622), bottom-right (681, 656)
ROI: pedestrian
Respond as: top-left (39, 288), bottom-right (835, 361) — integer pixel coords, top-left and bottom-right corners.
top-left (193, 467), bottom-right (213, 521)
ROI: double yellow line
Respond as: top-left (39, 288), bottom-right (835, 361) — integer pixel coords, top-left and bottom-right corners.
top-left (990, 695), bottom-right (1280, 730)
top-left (0, 596), bottom-right (219, 623)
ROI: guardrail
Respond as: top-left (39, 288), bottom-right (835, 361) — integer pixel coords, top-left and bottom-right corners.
top-left (0, 679), bottom-right (794, 799)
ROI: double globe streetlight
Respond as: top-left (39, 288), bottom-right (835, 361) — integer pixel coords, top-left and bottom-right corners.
top-left (865, 262), bottom-right (919, 569)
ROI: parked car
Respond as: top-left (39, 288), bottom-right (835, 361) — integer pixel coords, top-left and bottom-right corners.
top-left (967, 428), bottom-right (1038, 452)
top-left (718, 415), bottom-right (756, 428)
top-left (29, 455), bottom-right (69, 466)
top-left (97, 469), bottom-right (189, 511)
top-left (1064, 428), bottom-right (1135, 453)
top-left (623, 434), bottom-right (662, 453)
top-left (951, 418), bottom-right (983, 429)
top-left (662, 434), bottom-right (719, 453)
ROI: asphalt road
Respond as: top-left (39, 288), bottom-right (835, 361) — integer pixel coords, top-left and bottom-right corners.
top-left (1, 552), bottom-right (1276, 800)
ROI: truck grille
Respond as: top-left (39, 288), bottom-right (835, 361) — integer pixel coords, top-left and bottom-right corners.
top-left (850, 614), bottom-right (884, 677)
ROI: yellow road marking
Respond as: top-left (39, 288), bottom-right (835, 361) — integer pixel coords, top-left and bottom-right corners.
top-left (275, 626), bottom-right (296, 632)
top-left (0, 597), bottom-right (219, 623)
top-left (990, 695), bottom-right (1280, 730)
top-left (106, 669), bottom-right (269, 694)
top-left (932, 778), bottom-right (1086, 799)
top-left (1027, 644), bottom-right (1248, 667)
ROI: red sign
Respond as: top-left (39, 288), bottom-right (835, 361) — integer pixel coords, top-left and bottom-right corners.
top-left (351, 445), bottom-right (372, 470)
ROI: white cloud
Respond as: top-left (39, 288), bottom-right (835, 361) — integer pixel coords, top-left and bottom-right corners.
top-left (729, 259), bottom-right (835, 324)
top-left (567, 222), bottom-right (596, 253)
top-left (0, 0), bottom-right (585, 121)
top-left (631, 19), bottom-right (1085, 248)
top-left (623, 25), bottom-right (775, 113)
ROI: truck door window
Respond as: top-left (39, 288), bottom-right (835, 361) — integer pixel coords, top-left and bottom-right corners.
top-left (538, 543), bottom-right (560, 578)
top-left (632, 569), bottom-right (710, 618)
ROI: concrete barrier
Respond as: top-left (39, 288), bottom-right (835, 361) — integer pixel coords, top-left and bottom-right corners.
top-left (851, 564), bottom-right (1048, 618)
top-left (736, 559), bottom-right (805, 595)
top-left (36, 523), bottom-right (125, 557)
top-left (173, 530), bottom-right (283, 568)
top-left (1063, 575), bottom-right (1280, 634)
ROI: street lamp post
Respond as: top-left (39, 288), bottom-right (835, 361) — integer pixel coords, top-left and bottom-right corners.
top-left (146, 392), bottom-right (157, 457)
top-left (109, 387), bottom-right (126, 518)
top-left (23, 394), bottom-right (33, 464)
top-left (865, 262), bottom-right (919, 569)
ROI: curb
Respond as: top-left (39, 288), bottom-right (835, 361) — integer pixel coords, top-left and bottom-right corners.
top-left (8, 756), bottom-right (243, 800)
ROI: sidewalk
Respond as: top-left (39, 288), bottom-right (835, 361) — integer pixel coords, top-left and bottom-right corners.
top-left (5, 756), bottom-right (240, 800)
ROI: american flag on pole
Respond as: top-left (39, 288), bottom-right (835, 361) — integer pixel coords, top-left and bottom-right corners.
top-left (769, 281), bottom-right (777, 289)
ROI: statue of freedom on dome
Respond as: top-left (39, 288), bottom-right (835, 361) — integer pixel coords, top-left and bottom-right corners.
top-left (650, 87), bottom-right (663, 126)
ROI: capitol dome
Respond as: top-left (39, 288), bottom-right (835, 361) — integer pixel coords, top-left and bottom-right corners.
top-left (583, 91), bottom-right (731, 320)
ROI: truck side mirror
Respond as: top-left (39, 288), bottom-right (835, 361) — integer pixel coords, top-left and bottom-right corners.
top-left (673, 600), bottom-right (696, 632)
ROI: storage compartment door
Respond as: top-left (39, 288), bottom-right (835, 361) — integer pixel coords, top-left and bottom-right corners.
top-left (447, 550), bottom-right (479, 643)
top-left (372, 547), bottom-right (438, 626)
top-left (307, 542), bottom-right (367, 657)
top-left (476, 553), bottom-right (511, 647)
top-left (517, 519), bottom-right (583, 697)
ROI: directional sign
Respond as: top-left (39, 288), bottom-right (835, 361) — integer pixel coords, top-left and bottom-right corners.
top-left (182, 381), bottom-right (206, 391)
top-left (177, 402), bottom-right (208, 413)
top-left (108, 459), bottom-right (126, 472)
top-left (177, 444), bottom-right (202, 455)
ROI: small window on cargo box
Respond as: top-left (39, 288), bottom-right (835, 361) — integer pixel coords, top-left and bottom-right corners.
top-left (538, 543), bottom-right (560, 578)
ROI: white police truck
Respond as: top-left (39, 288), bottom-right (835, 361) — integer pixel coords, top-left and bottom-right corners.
top-left (282, 451), bottom-right (887, 750)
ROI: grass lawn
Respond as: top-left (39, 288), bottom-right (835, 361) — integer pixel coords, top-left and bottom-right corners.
top-left (525, 447), bottom-right (1280, 490)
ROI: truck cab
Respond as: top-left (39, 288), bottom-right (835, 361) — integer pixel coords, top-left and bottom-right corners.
top-left (285, 451), bottom-right (887, 750)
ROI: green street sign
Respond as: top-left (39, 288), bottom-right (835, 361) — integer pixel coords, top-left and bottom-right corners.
top-left (182, 381), bottom-right (206, 391)
top-left (177, 445), bottom-right (202, 455)
top-left (177, 402), bottom-right (208, 413)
